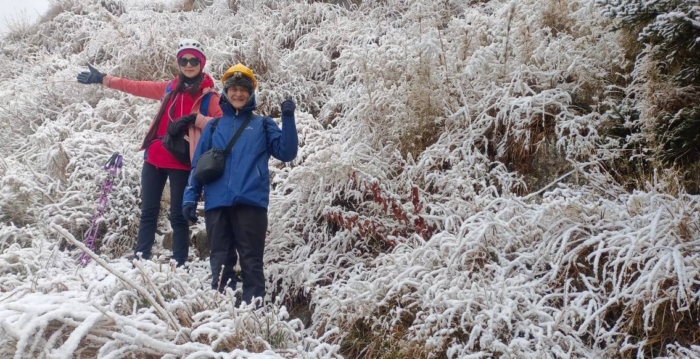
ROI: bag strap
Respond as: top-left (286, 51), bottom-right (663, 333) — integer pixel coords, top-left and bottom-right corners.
top-left (210, 118), bottom-right (220, 133)
top-left (206, 113), bottom-right (255, 154)
top-left (224, 112), bottom-right (254, 154)
top-left (207, 118), bottom-right (220, 147)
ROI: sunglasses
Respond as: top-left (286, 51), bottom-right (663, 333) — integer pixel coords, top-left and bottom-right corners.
top-left (177, 57), bottom-right (201, 67)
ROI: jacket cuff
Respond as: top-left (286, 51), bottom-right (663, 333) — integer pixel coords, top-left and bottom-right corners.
top-left (195, 113), bottom-right (212, 129)
top-left (102, 75), bottom-right (114, 87)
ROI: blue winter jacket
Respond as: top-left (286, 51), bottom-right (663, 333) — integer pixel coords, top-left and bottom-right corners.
top-left (183, 94), bottom-right (298, 211)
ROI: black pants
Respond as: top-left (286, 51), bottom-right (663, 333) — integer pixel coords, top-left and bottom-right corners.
top-left (133, 162), bottom-right (190, 266)
top-left (205, 204), bottom-right (267, 304)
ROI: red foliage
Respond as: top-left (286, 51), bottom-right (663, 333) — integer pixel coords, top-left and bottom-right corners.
top-left (324, 172), bottom-right (435, 248)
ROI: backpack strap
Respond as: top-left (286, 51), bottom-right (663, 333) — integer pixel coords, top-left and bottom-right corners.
top-left (165, 80), bottom-right (174, 95)
top-left (163, 82), bottom-right (212, 118)
top-left (199, 92), bottom-right (213, 117)
top-left (159, 80), bottom-right (175, 103)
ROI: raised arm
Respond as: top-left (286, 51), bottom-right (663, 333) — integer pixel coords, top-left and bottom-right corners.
top-left (103, 76), bottom-right (170, 101)
top-left (265, 98), bottom-right (298, 162)
top-left (77, 63), bottom-right (168, 100)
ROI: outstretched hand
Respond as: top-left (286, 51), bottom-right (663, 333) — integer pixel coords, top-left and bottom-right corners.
top-left (280, 97), bottom-right (295, 117)
top-left (77, 64), bottom-right (105, 85)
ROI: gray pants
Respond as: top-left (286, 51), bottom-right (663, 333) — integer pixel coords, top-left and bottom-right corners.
top-left (205, 204), bottom-right (268, 304)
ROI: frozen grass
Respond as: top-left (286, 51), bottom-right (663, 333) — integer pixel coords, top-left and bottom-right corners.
top-left (0, 0), bottom-right (698, 358)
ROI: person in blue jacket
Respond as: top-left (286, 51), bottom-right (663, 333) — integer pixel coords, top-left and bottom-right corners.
top-left (182, 63), bottom-right (297, 304)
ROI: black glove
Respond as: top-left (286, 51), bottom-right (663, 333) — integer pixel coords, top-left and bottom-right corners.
top-left (168, 114), bottom-right (197, 134)
top-left (183, 203), bottom-right (197, 223)
top-left (77, 64), bottom-right (105, 85)
top-left (280, 97), bottom-right (296, 117)
top-left (176, 113), bottom-right (197, 125)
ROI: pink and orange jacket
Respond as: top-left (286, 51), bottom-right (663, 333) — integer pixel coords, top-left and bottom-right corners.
top-left (103, 73), bottom-right (223, 170)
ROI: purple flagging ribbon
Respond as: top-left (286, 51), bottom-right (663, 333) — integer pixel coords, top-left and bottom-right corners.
top-left (78, 152), bottom-right (123, 266)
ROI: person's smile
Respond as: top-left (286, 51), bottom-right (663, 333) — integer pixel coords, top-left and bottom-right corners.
top-left (227, 86), bottom-right (250, 109)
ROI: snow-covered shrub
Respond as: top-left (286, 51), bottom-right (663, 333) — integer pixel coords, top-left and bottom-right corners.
top-left (1, 0), bottom-right (699, 357)
top-left (599, 0), bottom-right (700, 191)
top-left (0, 160), bottom-right (51, 227)
top-left (310, 183), bottom-right (700, 358)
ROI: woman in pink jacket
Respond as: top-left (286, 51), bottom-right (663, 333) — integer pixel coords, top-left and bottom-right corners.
top-left (77, 39), bottom-right (223, 266)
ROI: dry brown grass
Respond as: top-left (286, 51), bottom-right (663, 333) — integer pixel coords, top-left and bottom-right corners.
top-left (339, 298), bottom-right (477, 359)
top-left (47, 144), bottom-right (70, 185)
top-left (180, 0), bottom-right (215, 12)
top-left (479, 107), bottom-right (568, 195)
top-left (395, 65), bottom-right (444, 160)
top-left (2, 15), bottom-right (35, 43)
top-left (112, 48), bottom-right (176, 81)
top-left (620, 283), bottom-right (700, 358)
top-left (39, 1), bottom-right (78, 24)
top-left (397, 110), bottom-right (442, 161)
top-left (340, 311), bottom-right (426, 359)
top-left (540, 0), bottom-right (573, 37)
top-left (182, 0), bottom-right (197, 11)
top-left (617, 23), bottom-right (646, 65)
top-left (552, 234), bottom-right (700, 358)
top-left (599, 14), bottom-right (700, 193)
top-left (282, 291), bottom-right (314, 328)
top-left (190, 323), bottom-right (275, 353)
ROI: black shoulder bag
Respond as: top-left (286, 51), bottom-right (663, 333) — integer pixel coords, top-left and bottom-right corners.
top-left (162, 91), bottom-right (214, 165)
top-left (194, 113), bottom-right (254, 184)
